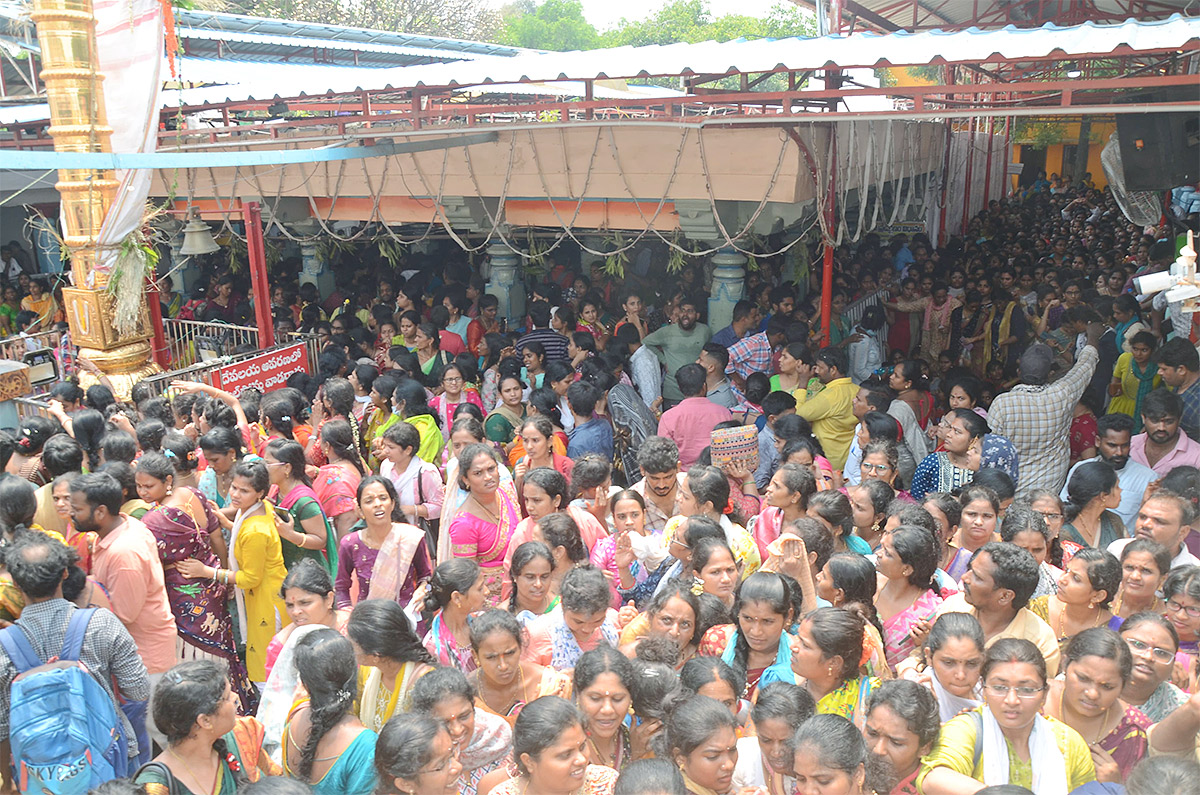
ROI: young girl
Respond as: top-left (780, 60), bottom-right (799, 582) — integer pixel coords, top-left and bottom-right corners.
top-left (430, 364), bottom-right (484, 438)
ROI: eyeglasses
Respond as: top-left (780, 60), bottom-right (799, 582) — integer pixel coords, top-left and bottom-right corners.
top-left (1125, 637), bottom-right (1176, 664)
top-left (1034, 511), bottom-right (1064, 521)
top-left (419, 752), bottom-right (457, 775)
top-left (983, 683), bottom-right (1045, 700)
top-left (861, 462), bottom-right (892, 473)
top-left (1165, 599), bottom-right (1200, 619)
top-left (443, 376), bottom-right (464, 384)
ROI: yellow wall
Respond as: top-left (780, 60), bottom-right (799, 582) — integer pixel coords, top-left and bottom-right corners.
top-left (1011, 120), bottom-right (1116, 190)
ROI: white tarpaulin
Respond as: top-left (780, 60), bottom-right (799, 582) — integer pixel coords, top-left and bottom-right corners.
top-left (90, 0), bottom-right (163, 283)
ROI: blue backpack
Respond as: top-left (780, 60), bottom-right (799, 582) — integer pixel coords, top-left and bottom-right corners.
top-left (0, 608), bottom-right (129, 795)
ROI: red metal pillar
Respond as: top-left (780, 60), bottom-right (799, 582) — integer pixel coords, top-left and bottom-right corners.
top-left (1004, 102), bottom-right (1015, 197)
top-left (245, 201), bottom-right (276, 350)
top-left (146, 277), bottom-right (170, 369)
top-left (982, 114), bottom-right (995, 205)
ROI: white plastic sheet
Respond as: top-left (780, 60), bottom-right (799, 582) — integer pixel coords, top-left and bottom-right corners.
top-left (90, 0), bottom-right (163, 283)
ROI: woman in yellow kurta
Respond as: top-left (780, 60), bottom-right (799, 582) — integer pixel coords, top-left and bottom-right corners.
top-left (1107, 331), bottom-right (1160, 433)
top-left (346, 598), bottom-right (437, 731)
top-left (918, 638), bottom-right (1095, 794)
top-left (180, 459), bottom-right (287, 683)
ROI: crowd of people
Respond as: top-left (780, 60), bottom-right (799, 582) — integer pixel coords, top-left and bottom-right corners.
top-left (0, 181), bottom-right (1198, 795)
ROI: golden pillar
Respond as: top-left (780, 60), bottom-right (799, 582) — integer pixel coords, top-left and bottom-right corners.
top-left (30, 0), bottom-right (158, 399)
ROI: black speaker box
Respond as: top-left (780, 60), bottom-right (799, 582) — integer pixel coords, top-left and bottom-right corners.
top-left (1115, 113), bottom-right (1199, 191)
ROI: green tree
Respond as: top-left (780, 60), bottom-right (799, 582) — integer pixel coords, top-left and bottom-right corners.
top-left (226, 0), bottom-right (499, 42)
top-left (601, 0), bottom-right (812, 47)
top-left (498, 0), bottom-right (600, 51)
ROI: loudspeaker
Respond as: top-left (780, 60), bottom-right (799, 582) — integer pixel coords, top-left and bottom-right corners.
top-left (1115, 113), bottom-right (1199, 192)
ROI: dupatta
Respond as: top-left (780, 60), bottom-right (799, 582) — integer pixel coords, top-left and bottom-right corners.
top-left (278, 483), bottom-right (339, 577)
top-left (369, 522), bottom-right (428, 603)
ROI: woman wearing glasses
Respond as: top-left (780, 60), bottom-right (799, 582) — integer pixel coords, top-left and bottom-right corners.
top-left (918, 638), bottom-right (1097, 794)
top-left (1162, 565), bottom-right (1200, 681)
top-left (1118, 612), bottom-right (1189, 723)
top-left (909, 409), bottom-right (988, 502)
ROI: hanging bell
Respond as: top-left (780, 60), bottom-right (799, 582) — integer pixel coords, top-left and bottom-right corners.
top-left (179, 216), bottom-right (220, 256)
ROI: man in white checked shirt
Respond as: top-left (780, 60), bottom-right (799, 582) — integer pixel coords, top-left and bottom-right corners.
top-left (987, 322), bottom-right (1103, 499)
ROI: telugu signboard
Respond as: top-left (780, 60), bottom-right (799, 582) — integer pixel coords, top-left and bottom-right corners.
top-left (211, 343), bottom-right (309, 394)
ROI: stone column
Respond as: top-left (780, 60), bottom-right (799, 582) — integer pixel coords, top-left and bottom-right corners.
top-left (486, 241), bottom-right (525, 327)
top-left (707, 247), bottom-right (747, 333)
top-left (298, 240), bottom-right (335, 300)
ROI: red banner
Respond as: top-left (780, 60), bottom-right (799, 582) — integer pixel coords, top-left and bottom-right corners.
top-left (211, 343), bottom-right (309, 394)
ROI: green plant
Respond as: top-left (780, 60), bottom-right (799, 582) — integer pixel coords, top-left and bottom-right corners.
top-left (602, 232), bottom-right (629, 278)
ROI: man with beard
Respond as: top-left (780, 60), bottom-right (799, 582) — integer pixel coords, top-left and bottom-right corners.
top-left (1154, 337), bottom-right (1200, 441)
top-left (69, 474), bottom-right (176, 707)
top-left (899, 542), bottom-right (1059, 677)
top-left (1131, 389), bottom-right (1200, 477)
top-left (641, 296), bottom-right (711, 408)
top-left (629, 436), bottom-right (685, 533)
top-left (1107, 491), bottom-right (1200, 571)
top-left (1060, 413), bottom-right (1156, 533)
top-left (794, 346), bottom-right (858, 471)
top-left (863, 680), bottom-right (941, 795)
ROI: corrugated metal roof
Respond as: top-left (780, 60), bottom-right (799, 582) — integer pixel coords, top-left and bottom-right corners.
top-left (335, 13), bottom-right (1200, 91)
top-left (177, 25), bottom-right (469, 61)
top-left (174, 9), bottom-right (526, 58)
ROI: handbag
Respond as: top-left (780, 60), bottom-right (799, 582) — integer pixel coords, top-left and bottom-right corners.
top-left (415, 469), bottom-right (439, 562)
top-left (134, 761), bottom-right (181, 795)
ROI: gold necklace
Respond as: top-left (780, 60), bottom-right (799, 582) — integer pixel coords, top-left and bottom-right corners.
top-left (479, 663), bottom-right (526, 715)
top-left (1056, 598), bottom-right (1103, 640)
top-left (471, 494), bottom-right (500, 525)
top-left (168, 746), bottom-right (218, 795)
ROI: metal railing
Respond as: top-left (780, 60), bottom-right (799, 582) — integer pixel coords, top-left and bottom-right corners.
top-left (13, 396), bottom-right (52, 420)
top-left (162, 319), bottom-right (262, 370)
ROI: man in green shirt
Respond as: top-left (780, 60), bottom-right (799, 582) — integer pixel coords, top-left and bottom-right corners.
top-left (642, 297), bottom-right (711, 406)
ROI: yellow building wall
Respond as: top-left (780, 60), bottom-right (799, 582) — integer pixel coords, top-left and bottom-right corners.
top-left (1011, 120), bottom-right (1116, 190)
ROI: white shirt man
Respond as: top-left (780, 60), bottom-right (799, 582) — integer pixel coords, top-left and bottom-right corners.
top-left (1107, 492), bottom-right (1200, 570)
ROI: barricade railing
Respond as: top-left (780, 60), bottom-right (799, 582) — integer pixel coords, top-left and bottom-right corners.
top-left (162, 319), bottom-right (262, 369)
top-left (13, 396), bottom-right (52, 420)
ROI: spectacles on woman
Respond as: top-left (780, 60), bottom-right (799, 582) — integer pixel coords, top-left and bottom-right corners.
top-left (1125, 637), bottom-right (1175, 664)
top-left (983, 683), bottom-right (1044, 700)
top-left (1165, 599), bottom-right (1200, 620)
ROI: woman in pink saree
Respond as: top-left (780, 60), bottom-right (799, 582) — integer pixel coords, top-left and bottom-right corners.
top-left (444, 444), bottom-right (519, 607)
top-left (876, 525), bottom-right (946, 668)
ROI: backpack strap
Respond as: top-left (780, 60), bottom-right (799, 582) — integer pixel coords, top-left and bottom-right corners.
top-left (0, 625), bottom-right (42, 674)
top-left (970, 708), bottom-right (984, 770)
top-left (58, 608), bottom-right (96, 663)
